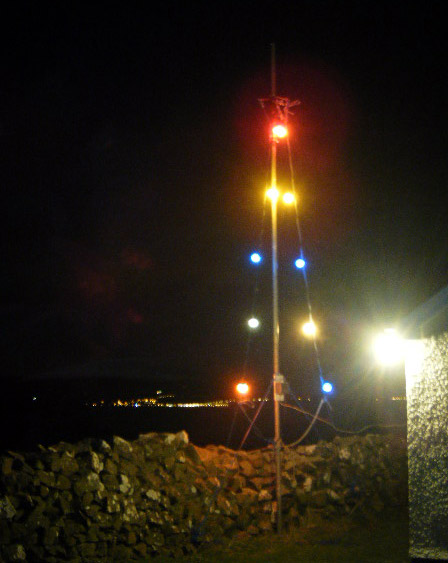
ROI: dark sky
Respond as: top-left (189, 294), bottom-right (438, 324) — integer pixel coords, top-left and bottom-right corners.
top-left (2, 1), bottom-right (447, 397)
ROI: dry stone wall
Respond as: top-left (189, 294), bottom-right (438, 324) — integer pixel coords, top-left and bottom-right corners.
top-left (0, 432), bottom-right (407, 562)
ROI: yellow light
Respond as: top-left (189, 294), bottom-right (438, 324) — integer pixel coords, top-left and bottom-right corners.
top-left (272, 124), bottom-right (288, 139)
top-left (302, 320), bottom-right (317, 338)
top-left (282, 192), bottom-right (295, 205)
top-left (266, 187), bottom-right (279, 201)
top-left (236, 382), bottom-right (249, 395)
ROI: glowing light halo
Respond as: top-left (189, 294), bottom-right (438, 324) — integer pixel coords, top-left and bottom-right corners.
top-left (373, 328), bottom-right (404, 365)
top-left (295, 258), bottom-right (306, 269)
top-left (236, 382), bottom-right (249, 395)
top-left (302, 320), bottom-right (317, 338)
top-left (250, 252), bottom-right (262, 264)
top-left (272, 124), bottom-right (288, 139)
top-left (266, 187), bottom-right (279, 201)
top-left (282, 192), bottom-right (295, 205)
top-left (248, 317), bottom-right (260, 329)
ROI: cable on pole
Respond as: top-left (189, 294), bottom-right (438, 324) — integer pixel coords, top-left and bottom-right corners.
top-left (283, 399), bottom-right (325, 447)
top-left (225, 404), bottom-right (239, 449)
top-left (287, 135), bottom-right (325, 379)
top-left (242, 193), bottom-right (269, 377)
top-left (237, 381), bottom-right (273, 450)
top-left (280, 400), bottom-right (406, 442)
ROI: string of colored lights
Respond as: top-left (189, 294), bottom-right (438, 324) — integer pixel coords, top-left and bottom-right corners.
top-left (237, 100), bottom-right (334, 451)
top-left (243, 191), bottom-right (268, 377)
top-left (251, 101), bottom-right (328, 394)
top-left (286, 134), bottom-right (326, 389)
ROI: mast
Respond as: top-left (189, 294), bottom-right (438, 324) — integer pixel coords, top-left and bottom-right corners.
top-left (270, 44), bottom-right (283, 534)
top-left (259, 43), bottom-right (300, 533)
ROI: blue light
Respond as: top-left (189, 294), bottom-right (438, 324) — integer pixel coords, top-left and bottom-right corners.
top-left (295, 258), bottom-right (306, 269)
top-left (322, 381), bottom-right (333, 394)
top-left (250, 252), bottom-right (262, 264)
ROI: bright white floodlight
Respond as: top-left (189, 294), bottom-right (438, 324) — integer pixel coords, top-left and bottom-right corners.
top-left (373, 328), bottom-right (405, 365)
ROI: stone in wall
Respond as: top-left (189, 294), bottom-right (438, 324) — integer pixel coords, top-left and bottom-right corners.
top-left (0, 432), bottom-right (407, 562)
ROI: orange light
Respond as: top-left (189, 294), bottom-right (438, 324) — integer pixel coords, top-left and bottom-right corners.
top-left (236, 382), bottom-right (249, 395)
top-left (272, 124), bottom-right (288, 139)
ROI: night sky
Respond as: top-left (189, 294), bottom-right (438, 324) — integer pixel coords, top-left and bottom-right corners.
top-left (2, 1), bottom-right (447, 400)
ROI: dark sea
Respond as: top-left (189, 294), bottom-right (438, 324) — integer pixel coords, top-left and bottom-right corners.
top-left (0, 378), bottom-right (407, 454)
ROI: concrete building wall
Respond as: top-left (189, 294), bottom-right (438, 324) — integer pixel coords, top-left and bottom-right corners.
top-left (406, 332), bottom-right (448, 561)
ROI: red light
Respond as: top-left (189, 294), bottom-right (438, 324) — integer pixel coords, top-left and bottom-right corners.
top-left (272, 124), bottom-right (288, 139)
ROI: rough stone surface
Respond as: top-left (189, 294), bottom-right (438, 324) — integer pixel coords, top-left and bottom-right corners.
top-left (0, 431), bottom-right (407, 561)
top-left (406, 332), bottom-right (448, 560)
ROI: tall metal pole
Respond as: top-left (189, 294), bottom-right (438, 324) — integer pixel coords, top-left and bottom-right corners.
top-left (271, 43), bottom-right (276, 100)
top-left (259, 43), bottom-right (299, 533)
top-left (270, 43), bottom-right (283, 533)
